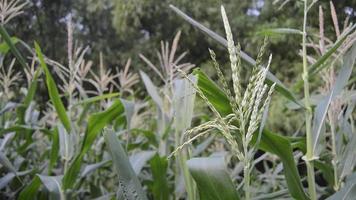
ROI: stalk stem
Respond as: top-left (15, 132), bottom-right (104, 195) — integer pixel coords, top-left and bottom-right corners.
top-left (330, 121), bottom-right (339, 190)
top-left (243, 157), bottom-right (251, 200)
top-left (302, 0), bottom-right (317, 199)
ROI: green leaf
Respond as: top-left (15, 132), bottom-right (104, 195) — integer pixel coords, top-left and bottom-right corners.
top-left (18, 176), bottom-right (41, 200)
top-left (49, 127), bottom-right (60, 174)
top-left (312, 43), bottom-right (356, 156)
top-left (104, 130), bottom-right (148, 200)
top-left (173, 76), bottom-right (197, 132)
top-left (193, 69), bottom-right (232, 116)
top-left (193, 69), bottom-right (309, 200)
top-left (149, 154), bottom-right (169, 200)
top-left (170, 5), bottom-right (301, 106)
top-left (258, 28), bottom-right (303, 36)
top-left (139, 71), bottom-right (163, 109)
top-left (80, 159), bottom-right (110, 178)
top-left (16, 68), bottom-right (41, 125)
top-left (34, 42), bottom-right (71, 133)
top-left (0, 25), bottom-right (27, 68)
top-left (130, 151), bottom-right (155, 175)
top-left (258, 130), bottom-right (309, 200)
top-left (62, 100), bottom-right (124, 189)
top-left (72, 93), bottom-right (120, 107)
top-left (294, 24), bottom-right (356, 90)
top-left (187, 157), bottom-right (240, 200)
top-left (37, 175), bottom-right (65, 200)
top-left (0, 37), bottom-right (19, 54)
top-left (309, 24), bottom-right (356, 76)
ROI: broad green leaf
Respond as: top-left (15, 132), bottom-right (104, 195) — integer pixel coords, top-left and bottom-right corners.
top-left (62, 100), bottom-right (124, 189)
top-left (187, 157), bottom-right (240, 200)
top-left (258, 28), bottom-right (303, 36)
top-left (169, 5), bottom-right (301, 106)
top-left (0, 25), bottom-right (27, 68)
top-left (37, 175), bottom-right (65, 200)
top-left (104, 130), bottom-right (148, 200)
top-left (258, 130), bottom-right (309, 200)
top-left (149, 154), bottom-right (170, 200)
top-left (34, 42), bottom-right (71, 132)
top-left (193, 69), bottom-right (309, 200)
top-left (18, 176), bottom-right (41, 200)
top-left (193, 69), bottom-right (232, 116)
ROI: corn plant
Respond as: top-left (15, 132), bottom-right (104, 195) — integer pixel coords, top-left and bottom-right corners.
top-left (170, 2), bottom-right (355, 200)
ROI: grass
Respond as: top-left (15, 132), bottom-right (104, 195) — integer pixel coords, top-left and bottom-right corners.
top-left (0, 0), bottom-right (355, 199)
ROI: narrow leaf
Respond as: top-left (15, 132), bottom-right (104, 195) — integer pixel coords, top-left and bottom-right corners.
top-left (258, 28), bottom-right (303, 36)
top-left (34, 42), bottom-right (71, 132)
top-left (312, 43), bottom-right (356, 155)
top-left (0, 25), bottom-right (27, 68)
top-left (169, 5), bottom-right (301, 106)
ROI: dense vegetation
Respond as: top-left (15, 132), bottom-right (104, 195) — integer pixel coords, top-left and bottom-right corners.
top-left (0, 0), bottom-right (355, 199)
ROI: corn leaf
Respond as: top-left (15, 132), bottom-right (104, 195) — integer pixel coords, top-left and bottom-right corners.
top-left (0, 37), bottom-right (19, 54)
top-left (258, 28), bottom-right (303, 36)
top-left (104, 130), bottom-right (148, 200)
top-left (149, 154), bottom-right (169, 200)
top-left (62, 99), bottom-right (124, 189)
top-left (16, 68), bottom-right (41, 125)
top-left (130, 151), bottom-right (155, 175)
top-left (18, 176), bottom-right (41, 200)
top-left (72, 93), bottom-right (120, 107)
top-left (170, 5), bottom-right (301, 106)
top-left (294, 24), bottom-right (356, 90)
top-left (309, 24), bottom-right (356, 76)
top-left (34, 42), bottom-right (71, 133)
top-left (0, 25), bottom-right (27, 68)
top-left (37, 175), bottom-right (65, 200)
top-left (187, 156), bottom-right (240, 200)
top-left (312, 43), bottom-right (356, 156)
top-left (49, 127), bottom-right (59, 174)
